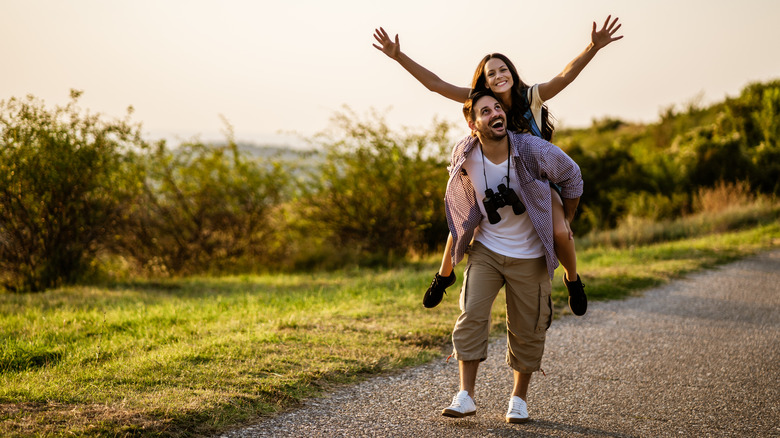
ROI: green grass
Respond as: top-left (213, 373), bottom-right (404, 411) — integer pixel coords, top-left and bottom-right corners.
top-left (1, 221), bottom-right (778, 437)
top-left (576, 222), bottom-right (780, 300)
top-left (579, 202), bottom-right (780, 249)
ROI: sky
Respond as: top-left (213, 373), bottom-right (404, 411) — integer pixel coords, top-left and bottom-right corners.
top-left (1, 0), bottom-right (778, 148)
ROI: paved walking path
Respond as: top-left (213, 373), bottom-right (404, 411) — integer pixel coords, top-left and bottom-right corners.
top-left (220, 250), bottom-right (780, 437)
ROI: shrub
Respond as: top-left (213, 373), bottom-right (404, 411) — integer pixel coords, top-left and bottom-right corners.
top-left (720, 80), bottom-right (780, 193)
top-left (0, 91), bottom-right (145, 292)
top-left (112, 135), bottom-right (289, 275)
top-left (693, 180), bottom-right (755, 213)
top-left (300, 108), bottom-right (452, 265)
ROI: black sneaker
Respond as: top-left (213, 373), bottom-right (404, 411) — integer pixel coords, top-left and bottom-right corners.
top-left (423, 271), bottom-right (456, 308)
top-left (563, 274), bottom-right (587, 316)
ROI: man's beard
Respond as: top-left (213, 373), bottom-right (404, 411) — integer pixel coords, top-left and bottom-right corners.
top-left (478, 117), bottom-right (508, 141)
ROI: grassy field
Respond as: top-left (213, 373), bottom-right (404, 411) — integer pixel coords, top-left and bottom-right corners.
top-left (1, 218), bottom-right (779, 437)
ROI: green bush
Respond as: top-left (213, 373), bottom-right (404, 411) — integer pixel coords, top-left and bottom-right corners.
top-left (723, 80), bottom-right (780, 193)
top-left (0, 91), bottom-right (145, 292)
top-left (672, 126), bottom-right (754, 190)
top-left (299, 108), bottom-right (452, 265)
top-left (557, 79), bottom-right (780, 233)
top-left (112, 135), bottom-right (289, 276)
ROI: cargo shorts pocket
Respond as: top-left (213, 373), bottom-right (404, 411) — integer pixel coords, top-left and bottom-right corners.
top-left (535, 282), bottom-right (553, 333)
top-left (459, 263), bottom-right (471, 310)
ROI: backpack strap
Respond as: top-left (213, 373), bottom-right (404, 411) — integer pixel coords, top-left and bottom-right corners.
top-left (522, 86), bottom-right (543, 138)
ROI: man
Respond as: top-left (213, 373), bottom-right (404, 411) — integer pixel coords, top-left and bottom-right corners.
top-left (440, 89), bottom-right (583, 423)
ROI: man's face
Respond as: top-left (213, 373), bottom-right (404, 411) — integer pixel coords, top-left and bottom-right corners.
top-left (469, 95), bottom-right (507, 141)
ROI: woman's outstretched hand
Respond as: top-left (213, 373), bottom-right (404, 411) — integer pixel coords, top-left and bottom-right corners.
top-left (591, 15), bottom-right (623, 50)
top-left (373, 27), bottom-right (400, 60)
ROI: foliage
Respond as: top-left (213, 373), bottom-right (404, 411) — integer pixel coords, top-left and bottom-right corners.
top-left (580, 183), bottom-right (779, 249)
top-left (112, 134), bottom-right (290, 276)
top-left (721, 81), bottom-right (780, 193)
top-left (1, 79), bottom-right (778, 288)
top-left (0, 91), bottom-right (145, 292)
top-left (298, 108), bottom-right (452, 266)
top-left (555, 79), bottom-right (780, 234)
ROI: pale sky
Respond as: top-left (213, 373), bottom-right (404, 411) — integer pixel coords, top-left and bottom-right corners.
top-left (2, 0), bottom-right (778, 147)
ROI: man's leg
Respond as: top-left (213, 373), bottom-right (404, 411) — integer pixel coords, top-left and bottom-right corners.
top-left (460, 359), bottom-right (480, 397)
top-left (512, 370), bottom-right (532, 400)
top-left (506, 371), bottom-right (533, 423)
top-left (442, 360), bottom-right (480, 418)
top-left (443, 242), bottom-right (504, 418)
top-left (503, 256), bottom-right (550, 423)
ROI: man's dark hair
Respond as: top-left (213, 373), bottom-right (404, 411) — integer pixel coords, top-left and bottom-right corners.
top-left (463, 89), bottom-right (499, 124)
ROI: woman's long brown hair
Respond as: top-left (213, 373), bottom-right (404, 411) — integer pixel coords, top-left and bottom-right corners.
top-left (470, 53), bottom-right (555, 140)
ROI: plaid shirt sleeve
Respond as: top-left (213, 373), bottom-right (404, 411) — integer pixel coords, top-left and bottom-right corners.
top-left (444, 135), bottom-right (482, 267)
top-left (537, 140), bottom-right (584, 199)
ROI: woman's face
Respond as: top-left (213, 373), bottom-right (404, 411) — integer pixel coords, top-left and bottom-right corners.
top-left (483, 58), bottom-right (514, 95)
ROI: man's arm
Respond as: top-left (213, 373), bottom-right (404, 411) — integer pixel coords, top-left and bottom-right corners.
top-left (562, 197), bottom-right (580, 224)
top-left (534, 137), bottom-right (584, 202)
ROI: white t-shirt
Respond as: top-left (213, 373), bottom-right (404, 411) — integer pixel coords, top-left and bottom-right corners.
top-left (462, 146), bottom-right (544, 259)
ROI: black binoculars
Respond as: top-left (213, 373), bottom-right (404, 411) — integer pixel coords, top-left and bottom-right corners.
top-left (482, 184), bottom-right (526, 224)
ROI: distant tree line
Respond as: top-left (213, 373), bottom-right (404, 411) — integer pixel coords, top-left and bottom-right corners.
top-left (1, 81), bottom-right (778, 292)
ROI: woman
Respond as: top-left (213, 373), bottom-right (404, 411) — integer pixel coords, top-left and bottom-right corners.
top-left (372, 16), bottom-right (623, 315)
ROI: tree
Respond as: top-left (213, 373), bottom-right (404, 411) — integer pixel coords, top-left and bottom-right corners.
top-left (721, 80), bottom-right (780, 193)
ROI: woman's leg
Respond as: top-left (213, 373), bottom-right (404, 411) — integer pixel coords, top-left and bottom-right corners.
top-left (423, 233), bottom-right (457, 308)
top-left (552, 187), bottom-right (587, 315)
top-left (551, 187), bottom-right (577, 281)
top-left (438, 233), bottom-right (454, 276)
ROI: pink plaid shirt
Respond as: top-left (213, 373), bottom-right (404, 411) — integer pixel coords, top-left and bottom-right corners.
top-left (444, 131), bottom-right (584, 279)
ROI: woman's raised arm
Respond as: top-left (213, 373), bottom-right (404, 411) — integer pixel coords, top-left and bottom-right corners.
top-left (373, 27), bottom-right (470, 104)
top-left (537, 15), bottom-right (623, 102)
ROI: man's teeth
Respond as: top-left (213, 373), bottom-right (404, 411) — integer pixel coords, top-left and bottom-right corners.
top-left (491, 120), bottom-right (504, 128)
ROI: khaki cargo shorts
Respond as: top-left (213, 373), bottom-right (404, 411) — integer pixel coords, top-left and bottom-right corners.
top-left (451, 241), bottom-right (552, 374)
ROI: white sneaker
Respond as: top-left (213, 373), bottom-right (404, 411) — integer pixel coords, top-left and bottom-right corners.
top-left (505, 396), bottom-right (529, 423)
top-left (441, 390), bottom-right (476, 418)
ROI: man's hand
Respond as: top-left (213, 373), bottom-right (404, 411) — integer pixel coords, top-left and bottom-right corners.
top-left (562, 197), bottom-right (580, 238)
top-left (373, 27), bottom-right (400, 60)
top-left (591, 15), bottom-right (623, 50)
top-left (563, 218), bottom-right (574, 241)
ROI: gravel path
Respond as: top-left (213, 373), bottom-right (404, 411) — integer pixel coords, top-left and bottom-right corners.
top-left (220, 250), bottom-right (780, 437)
